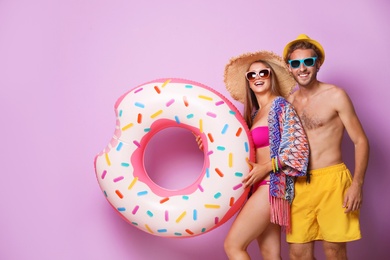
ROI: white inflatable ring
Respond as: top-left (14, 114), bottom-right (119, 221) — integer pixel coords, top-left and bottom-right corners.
top-left (94, 78), bottom-right (254, 237)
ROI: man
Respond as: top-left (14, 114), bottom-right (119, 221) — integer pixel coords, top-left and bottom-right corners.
top-left (283, 34), bottom-right (369, 259)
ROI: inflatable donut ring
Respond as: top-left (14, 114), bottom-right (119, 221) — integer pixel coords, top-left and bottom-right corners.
top-left (94, 78), bottom-right (255, 237)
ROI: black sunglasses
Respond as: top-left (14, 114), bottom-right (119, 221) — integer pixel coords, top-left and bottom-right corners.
top-left (288, 57), bottom-right (317, 68)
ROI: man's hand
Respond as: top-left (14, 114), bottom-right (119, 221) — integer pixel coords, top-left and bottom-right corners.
top-left (343, 182), bottom-right (363, 213)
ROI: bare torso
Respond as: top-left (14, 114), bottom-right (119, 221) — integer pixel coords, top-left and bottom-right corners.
top-left (289, 82), bottom-right (345, 170)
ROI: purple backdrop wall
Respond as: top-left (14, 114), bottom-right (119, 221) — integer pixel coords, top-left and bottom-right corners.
top-left (1, 0), bottom-right (389, 259)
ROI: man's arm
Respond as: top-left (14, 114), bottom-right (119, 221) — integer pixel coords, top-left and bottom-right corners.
top-left (335, 88), bottom-right (370, 213)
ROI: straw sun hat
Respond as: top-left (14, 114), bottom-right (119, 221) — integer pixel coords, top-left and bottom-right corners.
top-left (224, 51), bottom-right (296, 103)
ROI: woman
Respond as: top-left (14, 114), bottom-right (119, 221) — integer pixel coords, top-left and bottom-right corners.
top-left (223, 51), bottom-right (309, 259)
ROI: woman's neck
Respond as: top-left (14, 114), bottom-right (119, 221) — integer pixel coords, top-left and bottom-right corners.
top-left (257, 94), bottom-right (276, 110)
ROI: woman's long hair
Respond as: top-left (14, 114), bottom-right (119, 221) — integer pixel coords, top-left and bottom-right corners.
top-left (243, 60), bottom-right (282, 128)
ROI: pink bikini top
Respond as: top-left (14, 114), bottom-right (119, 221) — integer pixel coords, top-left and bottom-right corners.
top-left (251, 126), bottom-right (269, 148)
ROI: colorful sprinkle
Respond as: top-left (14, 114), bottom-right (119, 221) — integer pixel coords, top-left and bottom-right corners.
top-left (186, 114), bottom-right (194, 119)
top-left (105, 153), bottom-right (111, 166)
top-left (116, 142), bottom-right (123, 151)
top-left (229, 153), bottom-right (233, 167)
top-left (154, 86), bottom-right (161, 94)
top-left (101, 170), bottom-right (107, 179)
top-left (151, 110), bottom-right (163, 118)
top-left (235, 172), bottom-right (243, 177)
top-left (185, 85), bottom-right (193, 89)
top-left (133, 140), bottom-right (141, 147)
top-left (137, 191), bottom-right (148, 196)
top-left (147, 210), bottom-right (153, 217)
top-left (244, 142), bottom-right (249, 152)
top-left (162, 79), bottom-right (171, 87)
top-left (118, 207), bottom-right (126, 212)
top-left (134, 88), bottom-right (143, 93)
top-left (207, 150), bottom-right (214, 156)
top-left (174, 232), bottom-right (182, 236)
top-left (121, 162), bottom-right (130, 167)
top-left (206, 168), bottom-right (210, 178)
top-left (193, 209), bottom-right (197, 220)
top-left (174, 116), bottom-right (180, 124)
top-left (132, 205), bottom-right (139, 214)
top-left (160, 198), bottom-right (169, 204)
top-left (145, 224), bottom-right (153, 234)
top-left (198, 184), bottom-right (204, 192)
top-left (157, 229), bottom-right (167, 233)
top-left (128, 177), bottom-right (138, 189)
top-left (205, 204), bottom-right (220, 209)
top-left (183, 96), bottom-right (189, 106)
top-left (134, 102), bottom-right (145, 108)
top-left (229, 197), bottom-right (235, 206)
top-left (215, 168), bottom-right (224, 177)
top-left (165, 210), bottom-right (169, 221)
top-left (207, 133), bottom-right (214, 142)
top-left (199, 95), bottom-right (213, 101)
top-left (221, 124), bottom-right (228, 134)
top-left (122, 123), bottom-right (134, 131)
top-left (236, 127), bottom-right (242, 137)
top-left (206, 112), bottom-right (217, 118)
top-left (115, 190), bottom-right (123, 199)
top-left (229, 110), bottom-right (236, 115)
top-left (217, 146), bottom-right (225, 151)
top-left (185, 229), bottom-right (194, 235)
top-left (113, 176), bottom-right (124, 182)
top-left (166, 99), bottom-right (175, 107)
top-left (119, 110), bottom-right (123, 117)
top-left (215, 101), bottom-right (224, 106)
top-left (199, 119), bottom-right (203, 133)
top-left (182, 195), bottom-right (189, 200)
top-left (137, 113), bottom-right (142, 123)
top-left (215, 217), bottom-right (219, 224)
top-left (214, 192), bottom-right (221, 199)
top-left (176, 211), bottom-right (187, 223)
top-left (233, 183), bottom-right (243, 190)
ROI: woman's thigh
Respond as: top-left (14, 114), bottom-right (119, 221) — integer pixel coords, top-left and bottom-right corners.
top-left (225, 185), bottom-right (271, 248)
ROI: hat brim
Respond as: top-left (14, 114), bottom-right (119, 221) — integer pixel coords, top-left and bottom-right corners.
top-left (224, 51), bottom-right (296, 103)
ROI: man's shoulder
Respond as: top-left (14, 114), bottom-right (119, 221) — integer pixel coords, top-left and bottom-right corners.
top-left (319, 82), bottom-right (340, 92)
top-left (319, 82), bottom-right (349, 100)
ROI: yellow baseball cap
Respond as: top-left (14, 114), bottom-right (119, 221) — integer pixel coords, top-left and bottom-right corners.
top-left (283, 34), bottom-right (325, 65)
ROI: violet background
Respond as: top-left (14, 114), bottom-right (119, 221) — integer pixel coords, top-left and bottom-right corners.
top-left (1, 0), bottom-right (389, 259)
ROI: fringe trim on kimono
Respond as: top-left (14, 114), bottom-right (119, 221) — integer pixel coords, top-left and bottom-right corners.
top-left (270, 196), bottom-right (291, 233)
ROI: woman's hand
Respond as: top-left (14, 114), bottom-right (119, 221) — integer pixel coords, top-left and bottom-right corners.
top-left (242, 160), bottom-right (271, 188)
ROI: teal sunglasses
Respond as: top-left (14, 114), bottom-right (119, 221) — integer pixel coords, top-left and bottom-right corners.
top-left (288, 57), bottom-right (317, 68)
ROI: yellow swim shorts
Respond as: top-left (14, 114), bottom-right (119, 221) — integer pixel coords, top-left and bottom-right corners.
top-left (286, 163), bottom-right (361, 243)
